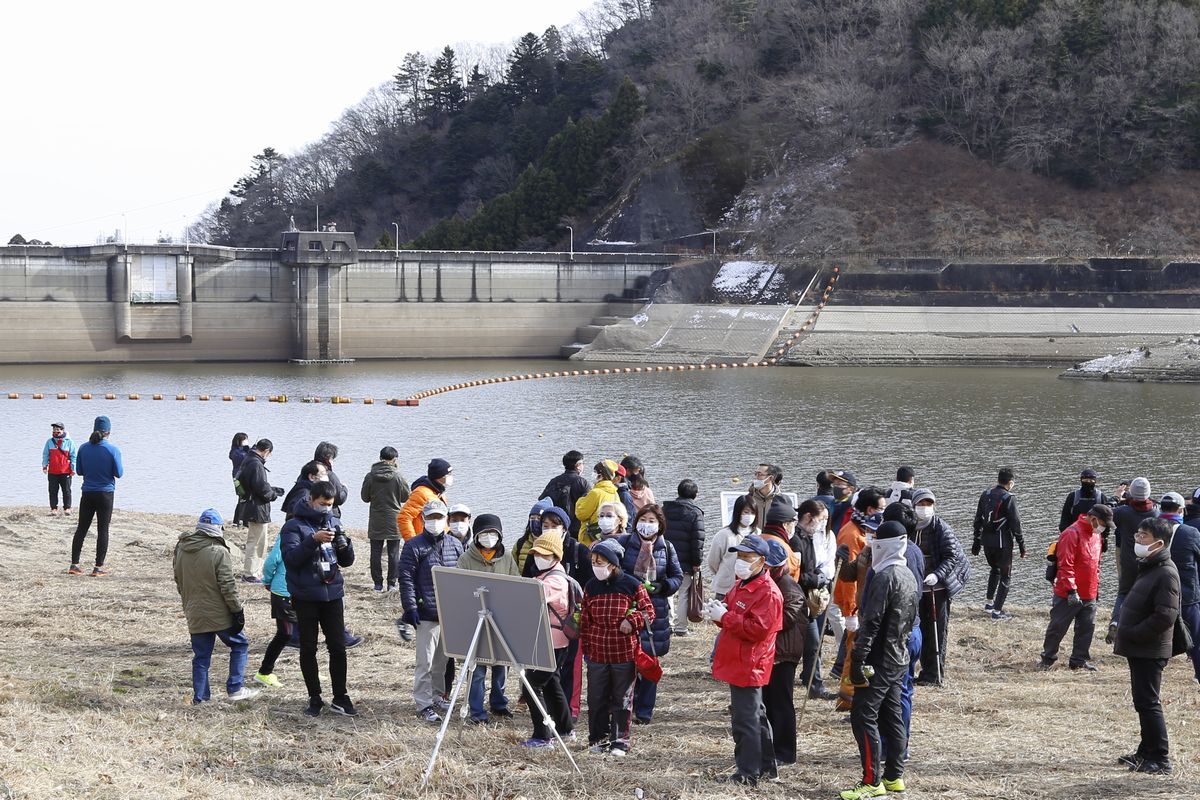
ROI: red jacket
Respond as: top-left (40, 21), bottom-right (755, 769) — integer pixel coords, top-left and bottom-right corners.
top-left (712, 569), bottom-right (784, 688)
top-left (1055, 514), bottom-right (1102, 601)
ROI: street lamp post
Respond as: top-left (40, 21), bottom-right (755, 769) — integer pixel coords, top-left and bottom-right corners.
top-left (706, 228), bottom-right (717, 255)
top-left (562, 224), bottom-right (574, 260)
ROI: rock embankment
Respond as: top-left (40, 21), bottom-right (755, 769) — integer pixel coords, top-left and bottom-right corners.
top-left (1061, 337), bottom-right (1200, 382)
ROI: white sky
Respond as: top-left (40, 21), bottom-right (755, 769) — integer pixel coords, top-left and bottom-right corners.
top-left (0, 0), bottom-right (596, 246)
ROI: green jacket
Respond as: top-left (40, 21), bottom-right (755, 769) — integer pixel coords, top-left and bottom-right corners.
top-left (360, 460), bottom-right (411, 540)
top-left (459, 541), bottom-right (520, 577)
top-left (173, 526), bottom-right (242, 634)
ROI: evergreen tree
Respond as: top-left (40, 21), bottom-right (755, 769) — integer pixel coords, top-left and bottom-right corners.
top-left (393, 52), bottom-right (429, 122)
top-left (7, 234), bottom-right (26, 245)
top-left (505, 33), bottom-right (551, 104)
top-left (464, 65), bottom-right (490, 103)
top-left (542, 26), bottom-right (565, 61)
top-left (426, 46), bottom-right (466, 116)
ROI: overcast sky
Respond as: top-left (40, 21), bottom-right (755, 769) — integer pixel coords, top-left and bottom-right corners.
top-left (0, 0), bottom-right (596, 246)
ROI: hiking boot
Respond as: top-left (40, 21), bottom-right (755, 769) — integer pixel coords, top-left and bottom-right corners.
top-left (882, 777), bottom-right (906, 793)
top-left (67, 564), bottom-right (84, 576)
top-left (990, 610), bottom-right (1012, 621)
top-left (1117, 753), bottom-right (1143, 768)
top-left (330, 697), bottom-right (359, 717)
top-left (1069, 661), bottom-right (1098, 672)
top-left (227, 686), bottom-right (260, 702)
top-left (254, 672), bottom-right (283, 689)
top-left (90, 566), bottom-right (111, 578)
top-left (839, 781), bottom-right (886, 799)
top-left (304, 699), bottom-right (324, 718)
top-left (417, 706), bottom-right (442, 724)
top-left (519, 738), bottom-right (554, 750)
top-left (1133, 760), bottom-right (1172, 774)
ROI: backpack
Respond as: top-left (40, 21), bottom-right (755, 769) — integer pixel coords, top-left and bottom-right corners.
top-left (980, 490), bottom-right (1009, 547)
top-left (1045, 540), bottom-right (1058, 583)
top-left (548, 573), bottom-right (584, 641)
top-left (1070, 488), bottom-right (1102, 519)
top-left (548, 477), bottom-right (574, 521)
top-left (48, 439), bottom-right (71, 474)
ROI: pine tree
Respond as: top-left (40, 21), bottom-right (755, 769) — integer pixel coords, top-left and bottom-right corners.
top-left (426, 46), bottom-right (466, 116)
top-left (505, 33), bottom-right (550, 104)
top-left (542, 26), bottom-right (565, 61)
top-left (393, 52), bottom-right (429, 122)
top-left (464, 65), bottom-right (490, 103)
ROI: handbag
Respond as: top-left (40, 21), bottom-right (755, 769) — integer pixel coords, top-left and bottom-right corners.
top-left (687, 575), bottom-right (706, 624)
top-left (1172, 613), bottom-right (1194, 657)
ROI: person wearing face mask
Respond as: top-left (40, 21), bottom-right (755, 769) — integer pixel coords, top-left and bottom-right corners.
top-left (580, 539), bottom-right (655, 757)
top-left (360, 446), bottom-right (410, 594)
top-left (617, 504), bottom-right (683, 724)
top-left (398, 499), bottom-right (464, 724)
top-left (796, 498), bottom-right (838, 700)
top-left (311, 442), bottom-right (350, 518)
top-left (1162, 493), bottom-right (1200, 685)
top-left (972, 467), bottom-right (1024, 621)
top-left (709, 535), bottom-right (784, 787)
top-left (517, 534), bottom-right (577, 749)
top-left (396, 459), bottom-right (452, 542)
top-left (840, 520), bottom-right (919, 800)
top-left (575, 460), bottom-right (622, 545)
top-left (828, 470), bottom-right (860, 534)
top-left (708, 495), bottom-right (759, 602)
top-left (43, 421), bottom-right (77, 517)
top-left (1113, 518), bottom-right (1181, 775)
top-left (832, 487), bottom-right (887, 694)
top-left (539, 449), bottom-right (591, 538)
top-left (762, 539), bottom-right (806, 766)
top-left (1108, 477), bottom-right (1160, 643)
top-left (910, 489), bottom-right (969, 686)
top-left (1039, 504), bottom-right (1111, 672)
top-left (511, 498), bottom-right (552, 575)
top-left (458, 514), bottom-right (518, 724)
top-left (446, 503), bottom-right (473, 544)
top-left (745, 463), bottom-right (783, 529)
top-left (1059, 468), bottom-right (1111, 533)
top-left (596, 501), bottom-right (627, 541)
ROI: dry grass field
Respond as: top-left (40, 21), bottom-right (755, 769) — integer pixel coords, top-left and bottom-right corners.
top-left (0, 505), bottom-right (1195, 799)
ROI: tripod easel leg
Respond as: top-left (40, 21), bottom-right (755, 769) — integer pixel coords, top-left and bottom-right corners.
top-left (421, 614), bottom-right (483, 790)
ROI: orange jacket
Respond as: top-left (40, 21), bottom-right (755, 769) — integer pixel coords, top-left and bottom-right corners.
top-left (761, 524), bottom-right (800, 583)
top-left (396, 480), bottom-right (446, 541)
top-left (834, 519), bottom-right (867, 617)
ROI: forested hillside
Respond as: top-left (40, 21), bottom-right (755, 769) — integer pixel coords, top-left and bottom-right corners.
top-left (194, 0), bottom-right (1200, 254)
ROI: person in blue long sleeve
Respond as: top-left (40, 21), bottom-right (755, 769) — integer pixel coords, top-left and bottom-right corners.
top-left (69, 416), bottom-right (124, 577)
top-left (42, 422), bottom-right (77, 516)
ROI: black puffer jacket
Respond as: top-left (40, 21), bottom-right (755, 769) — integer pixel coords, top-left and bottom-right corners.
top-left (662, 497), bottom-right (706, 573)
top-left (914, 516), bottom-right (970, 598)
top-left (789, 531), bottom-right (823, 593)
top-left (1115, 501), bottom-right (1160, 597)
top-left (853, 563), bottom-right (919, 673)
top-left (237, 452), bottom-right (281, 524)
top-left (1114, 546), bottom-right (1181, 660)
top-left (771, 571), bottom-right (807, 664)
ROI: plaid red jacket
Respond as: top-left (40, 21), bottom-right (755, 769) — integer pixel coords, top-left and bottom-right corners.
top-left (580, 573), bottom-right (654, 663)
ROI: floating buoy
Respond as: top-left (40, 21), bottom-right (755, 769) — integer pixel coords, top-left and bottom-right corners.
top-left (81, 393), bottom-right (92, 400)
top-left (57, 393), bottom-right (67, 400)
top-left (152, 394), bottom-right (163, 401)
top-left (363, 397), bottom-right (374, 404)
top-left (7, 393), bottom-right (17, 399)
top-left (32, 393), bottom-right (43, 399)
top-left (176, 394), bottom-right (187, 401)
top-left (105, 393), bottom-right (116, 400)
top-left (222, 395), bottom-right (232, 401)
top-left (199, 395), bottom-right (209, 401)
top-left (245, 396), bottom-right (256, 402)
top-left (128, 394), bottom-right (139, 400)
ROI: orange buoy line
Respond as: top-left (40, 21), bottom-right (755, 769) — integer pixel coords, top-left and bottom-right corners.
top-left (5, 268), bottom-right (842, 410)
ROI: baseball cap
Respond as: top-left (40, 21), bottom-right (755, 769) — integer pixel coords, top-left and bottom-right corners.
top-left (829, 470), bottom-right (858, 487)
top-left (422, 499), bottom-right (448, 518)
top-left (730, 535), bottom-right (771, 558)
top-left (764, 539), bottom-right (789, 568)
top-left (448, 503), bottom-right (472, 517)
top-left (198, 508), bottom-right (224, 526)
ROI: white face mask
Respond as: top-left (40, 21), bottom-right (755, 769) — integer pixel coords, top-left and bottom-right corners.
top-left (442, 474), bottom-right (455, 488)
top-left (534, 555), bottom-right (556, 571)
top-left (425, 518), bottom-right (446, 535)
top-left (915, 506), bottom-right (935, 523)
top-left (734, 558), bottom-right (759, 580)
top-left (477, 532), bottom-right (499, 549)
top-left (598, 515), bottom-right (618, 533)
top-left (1134, 541), bottom-right (1158, 559)
top-left (592, 564), bottom-right (611, 581)
top-left (449, 521), bottom-right (470, 538)
top-left (739, 513), bottom-right (756, 528)
top-left (637, 521), bottom-right (658, 539)
top-left (752, 478), bottom-right (768, 490)
top-left (543, 525), bottom-right (564, 540)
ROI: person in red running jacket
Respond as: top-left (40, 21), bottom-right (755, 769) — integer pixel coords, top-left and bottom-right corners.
top-left (708, 535), bottom-right (784, 787)
top-left (1040, 504), bottom-right (1112, 671)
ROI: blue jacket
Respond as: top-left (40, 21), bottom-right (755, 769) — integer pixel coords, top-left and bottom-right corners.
top-left (281, 501), bottom-right (355, 602)
top-left (914, 516), bottom-right (970, 598)
top-left (617, 533), bottom-right (683, 656)
top-left (76, 439), bottom-right (123, 493)
top-left (1169, 520), bottom-right (1200, 607)
top-left (399, 529), bottom-right (464, 622)
top-left (229, 445), bottom-right (250, 479)
top-left (262, 535), bottom-right (289, 597)
top-left (43, 435), bottom-right (77, 474)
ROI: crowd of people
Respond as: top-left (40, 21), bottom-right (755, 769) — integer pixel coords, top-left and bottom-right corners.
top-left (45, 418), bottom-right (1200, 795)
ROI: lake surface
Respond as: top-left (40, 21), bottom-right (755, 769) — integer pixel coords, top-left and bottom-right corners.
top-left (5, 360), bottom-right (1198, 602)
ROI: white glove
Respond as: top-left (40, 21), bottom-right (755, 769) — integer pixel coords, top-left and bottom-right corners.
top-left (705, 600), bottom-right (727, 623)
top-left (844, 615), bottom-right (859, 632)
top-left (924, 574), bottom-right (938, 587)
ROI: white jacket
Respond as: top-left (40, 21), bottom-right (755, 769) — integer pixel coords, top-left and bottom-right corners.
top-left (706, 524), bottom-right (752, 596)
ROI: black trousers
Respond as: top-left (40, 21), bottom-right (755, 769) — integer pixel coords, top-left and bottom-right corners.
top-left (259, 595), bottom-right (296, 676)
top-left (71, 491), bottom-right (114, 566)
top-left (523, 646), bottom-right (572, 740)
top-left (586, 661), bottom-right (635, 746)
top-left (1040, 595), bottom-right (1096, 666)
top-left (369, 539), bottom-right (401, 586)
top-left (1127, 656), bottom-right (1169, 763)
top-left (293, 597), bottom-right (348, 703)
top-left (762, 661), bottom-right (797, 763)
top-left (984, 544), bottom-right (1014, 611)
top-left (850, 665), bottom-right (907, 785)
top-left (48, 473), bottom-right (72, 510)
top-left (730, 684), bottom-right (775, 780)
top-left (918, 590), bottom-right (951, 679)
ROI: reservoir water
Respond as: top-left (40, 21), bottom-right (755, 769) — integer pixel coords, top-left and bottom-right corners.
top-left (5, 360), bottom-right (1198, 601)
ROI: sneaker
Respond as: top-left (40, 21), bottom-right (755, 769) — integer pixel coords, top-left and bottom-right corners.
top-left (387, 583), bottom-right (399, 593)
top-left (240, 575), bottom-right (261, 584)
top-left (64, 508), bottom-right (73, 516)
top-left (882, 777), bottom-right (906, 792)
top-left (344, 633), bottom-right (364, 649)
top-left (49, 508), bottom-right (60, 516)
top-left (433, 695), bottom-right (451, 711)
top-left (1117, 753), bottom-right (1143, 768)
top-left (417, 706), bottom-right (442, 724)
top-left (67, 564), bottom-right (84, 576)
top-left (227, 686), bottom-right (260, 702)
top-left (608, 742), bottom-right (629, 758)
top-left (984, 601), bottom-right (994, 611)
top-left (330, 698), bottom-right (359, 717)
top-left (254, 672), bottom-right (283, 689)
top-left (491, 707), bottom-right (514, 719)
top-left (990, 610), bottom-right (1012, 621)
top-left (634, 716), bottom-right (651, 725)
top-left (588, 740), bottom-right (610, 753)
top-left (672, 630), bottom-right (690, 637)
top-left (1133, 760), bottom-right (1172, 774)
top-left (839, 782), bottom-right (886, 799)
top-left (90, 566), bottom-right (111, 578)
top-left (913, 675), bottom-right (943, 686)
top-left (396, 620), bottom-right (415, 642)
top-left (304, 699), bottom-right (324, 718)
top-left (519, 738), bottom-right (554, 750)
top-left (809, 686), bottom-right (839, 700)
top-left (373, 583), bottom-right (385, 593)
top-left (1069, 661), bottom-right (1098, 672)
top-left (1037, 660), bottom-right (1054, 671)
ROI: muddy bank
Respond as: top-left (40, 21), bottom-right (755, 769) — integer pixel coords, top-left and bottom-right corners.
top-left (1062, 337), bottom-right (1200, 383)
top-left (1, 505), bottom-right (1196, 799)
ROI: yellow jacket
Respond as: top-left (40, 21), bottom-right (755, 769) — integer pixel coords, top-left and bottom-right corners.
top-left (575, 479), bottom-right (619, 544)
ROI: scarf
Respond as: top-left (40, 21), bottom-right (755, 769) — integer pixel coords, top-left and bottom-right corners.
top-left (851, 508), bottom-right (872, 528)
top-left (633, 536), bottom-right (657, 582)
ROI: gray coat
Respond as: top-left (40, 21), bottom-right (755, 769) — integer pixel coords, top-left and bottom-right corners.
top-left (360, 461), bottom-right (410, 540)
